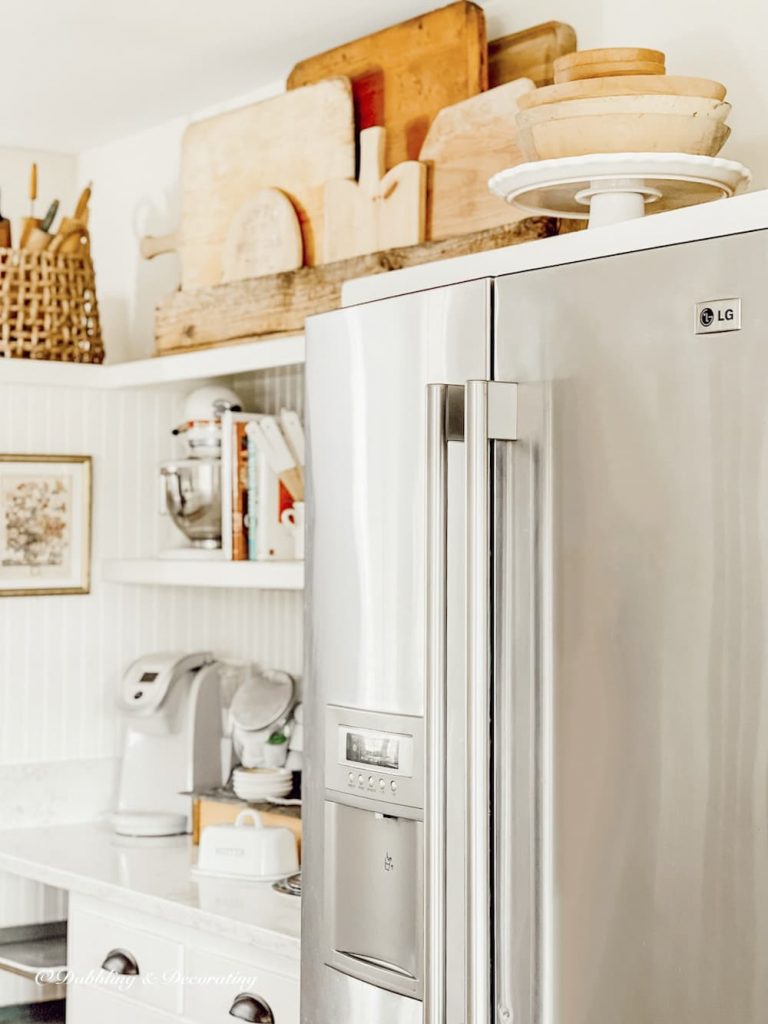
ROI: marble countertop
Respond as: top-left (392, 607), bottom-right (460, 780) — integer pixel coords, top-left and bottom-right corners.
top-left (0, 823), bottom-right (300, 959)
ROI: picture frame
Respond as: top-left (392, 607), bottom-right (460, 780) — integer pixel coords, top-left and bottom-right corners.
top-left (0, 454), bottom-right (92, 597)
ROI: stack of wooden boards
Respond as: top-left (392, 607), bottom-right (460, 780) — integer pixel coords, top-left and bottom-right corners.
top-left (150, 4), bottom-right (578, 354)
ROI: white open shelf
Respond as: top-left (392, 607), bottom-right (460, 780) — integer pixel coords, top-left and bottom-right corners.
top-left (0, 335), bottom-right (305, 390)
top-left (102, 558), bottom-right (304, 590)
top-left (109, 334), bottom-right (305, 388)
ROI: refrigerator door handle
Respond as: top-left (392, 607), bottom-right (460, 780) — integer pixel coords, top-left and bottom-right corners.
top-left (425, 383), bottom-right (464, 1024)
top-left (466, 381), bottom-right (518, 1024)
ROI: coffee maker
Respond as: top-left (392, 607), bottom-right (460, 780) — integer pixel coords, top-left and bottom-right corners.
top-left (111, 652), bottom-right (224, 837)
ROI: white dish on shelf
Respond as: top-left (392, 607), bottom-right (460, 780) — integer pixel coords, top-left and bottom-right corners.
top-left (233, 767), bottom-right (293, 801)
top-left (235, 789), bottom-right (292, 797)
top-left (234, 788), bottom-right (293, 802)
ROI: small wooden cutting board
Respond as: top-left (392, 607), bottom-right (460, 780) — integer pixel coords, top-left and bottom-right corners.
top-left (489, 21), bottom-right (577, 88)
top-left (177, 77), bottom-right (355, 287)
top-left (324, 127), bottom-right (426, 262)
top-left (221, 190), bottom-right (303, 283)
top-left (419, 78), bottom-right (536, 241)
top-left (287, 2), bottom-right (487, 169)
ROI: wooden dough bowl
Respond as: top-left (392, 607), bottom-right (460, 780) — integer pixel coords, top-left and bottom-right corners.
top-left (518, 75), bottom-right (728, 111)
top-left (517, 111), bottom-right (731, 161)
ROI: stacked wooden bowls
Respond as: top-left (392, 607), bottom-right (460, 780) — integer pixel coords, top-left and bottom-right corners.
top-left (516, 48), bottom-right (731, 161)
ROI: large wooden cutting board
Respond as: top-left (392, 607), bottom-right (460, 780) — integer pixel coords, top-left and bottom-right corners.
top-left (179, 77), bottom-right (355, 288)
top-left (489, 21), bottom-right (577, 88)
top-left (420, 78), bottom-right (535, 240)
top-left (286, 2), bottom-right (487, 169)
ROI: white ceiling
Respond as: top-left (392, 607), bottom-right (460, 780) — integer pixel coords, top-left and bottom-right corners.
top-left (4, 0), bottom-right (468, 154)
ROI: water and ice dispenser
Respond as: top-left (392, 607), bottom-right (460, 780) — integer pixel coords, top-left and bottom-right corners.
top-left (323, 706), bottom-right (424, 999)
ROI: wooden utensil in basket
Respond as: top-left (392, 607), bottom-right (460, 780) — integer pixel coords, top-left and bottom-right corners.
top-left (0, 244), bottom-right (104, 362)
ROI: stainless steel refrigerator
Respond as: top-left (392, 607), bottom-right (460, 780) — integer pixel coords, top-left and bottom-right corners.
top-left (302, 228), bottom-right (768, 1024)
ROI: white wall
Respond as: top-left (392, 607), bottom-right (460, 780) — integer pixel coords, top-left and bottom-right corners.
top-left (75, 0), bottom-right (768, 363)
top-left (0, 147), bottom-right (78, 248)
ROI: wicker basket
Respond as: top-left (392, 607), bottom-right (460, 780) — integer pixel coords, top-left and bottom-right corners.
top-left (0, 246), bottom-right (104, 363)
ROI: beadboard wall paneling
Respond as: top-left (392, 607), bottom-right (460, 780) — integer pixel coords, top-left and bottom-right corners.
top-left (236, 365), bottom-right (305, 418)
top-left (0, 371), bottom-right (304, 1006)
top-left (0, 372), bottom-right (304, 767)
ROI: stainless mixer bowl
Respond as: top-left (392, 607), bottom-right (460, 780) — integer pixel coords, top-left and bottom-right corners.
top-left (160, 458), bottom-right (222, 548)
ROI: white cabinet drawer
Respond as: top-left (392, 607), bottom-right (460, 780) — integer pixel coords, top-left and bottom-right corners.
top-left (68, 983), bottom-right (179, 1024)
top-left (184, 947), bottom-right (299, 1024)
top-left (68, 908), bottom-right (184, 1016)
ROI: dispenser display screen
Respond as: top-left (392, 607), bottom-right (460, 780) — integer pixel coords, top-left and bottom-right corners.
top-left (346, 731), bottom-right (400, 770)
top-left (139, 671), bottom-right (159, 683)
top-left (338, 724), bottom-right (414, 776)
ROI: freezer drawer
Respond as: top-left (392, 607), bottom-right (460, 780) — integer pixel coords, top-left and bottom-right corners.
top-left (324, 800), bottom-right (423, 1000)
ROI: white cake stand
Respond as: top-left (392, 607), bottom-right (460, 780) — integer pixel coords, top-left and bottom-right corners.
top-left (489, 153), bottom-right (752, 229)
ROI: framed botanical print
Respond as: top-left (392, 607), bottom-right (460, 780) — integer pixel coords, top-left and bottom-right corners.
top-left (0, 455), bottom-right (92, 596)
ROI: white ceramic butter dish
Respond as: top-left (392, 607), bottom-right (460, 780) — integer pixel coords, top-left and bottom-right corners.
top-left (193, 810), bottom-right (298, 882)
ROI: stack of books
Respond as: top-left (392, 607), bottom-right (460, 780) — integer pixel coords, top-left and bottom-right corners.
top-left (220, 409), bottom-right (304, 561)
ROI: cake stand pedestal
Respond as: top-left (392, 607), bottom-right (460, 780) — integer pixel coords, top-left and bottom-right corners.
top-left (490, 153), bottom-right (751, 229)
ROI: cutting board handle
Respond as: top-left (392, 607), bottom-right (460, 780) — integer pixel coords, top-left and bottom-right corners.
top-left (358, 127), bottom-right (399, 200)
top-left (140, 231), bottom-right (179, 260)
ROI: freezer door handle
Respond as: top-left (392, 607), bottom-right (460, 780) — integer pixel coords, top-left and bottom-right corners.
top-left (466, 381), bottom-right (518, 1024)
top-left (425, 383), bottom-right (464, 1024)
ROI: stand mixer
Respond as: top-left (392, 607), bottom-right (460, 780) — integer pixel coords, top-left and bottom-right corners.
top-left (160, 385), bottom-right (242, 556)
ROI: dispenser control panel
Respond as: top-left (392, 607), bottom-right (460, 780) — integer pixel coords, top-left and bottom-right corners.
top-left (325, 706), bottom-right (423, 811)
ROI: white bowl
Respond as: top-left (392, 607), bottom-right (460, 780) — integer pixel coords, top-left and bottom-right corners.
top-left (233, 784), bottom-right (293, 802)
top-left (234, 787), bottom-right (293, 801)
top-left (234, 767), bottom-right (291, 779)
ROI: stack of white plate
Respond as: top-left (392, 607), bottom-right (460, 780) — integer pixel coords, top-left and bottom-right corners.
top-left (233, 767), bottom-right (292, 802)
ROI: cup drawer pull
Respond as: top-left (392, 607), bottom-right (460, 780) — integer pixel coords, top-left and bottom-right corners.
top-left (100, 948), bottom-right (140, 976)
top-left (228, 992), bottom-right (274, 1022)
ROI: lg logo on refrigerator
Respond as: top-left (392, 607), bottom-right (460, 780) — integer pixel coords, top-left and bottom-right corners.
top-left (695, 298), bottom-right (741, 334)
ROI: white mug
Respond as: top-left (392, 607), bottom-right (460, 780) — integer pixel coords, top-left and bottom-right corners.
top-left (280, 502), bottom-right (305, 560)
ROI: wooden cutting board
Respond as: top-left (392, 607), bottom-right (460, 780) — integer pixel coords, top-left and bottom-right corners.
top-left (287, 2), bottom-right (487, 169)
top-left (176, 77), bottom-right (355, 288)
top-left (420, 78), bottom-right (535, 241)
top-left (324, 127), bottom-right (426, 262)
top-left (489, 21), bottom-right (577, 88)
top-left (221, 190), bottom-right (304, 283)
